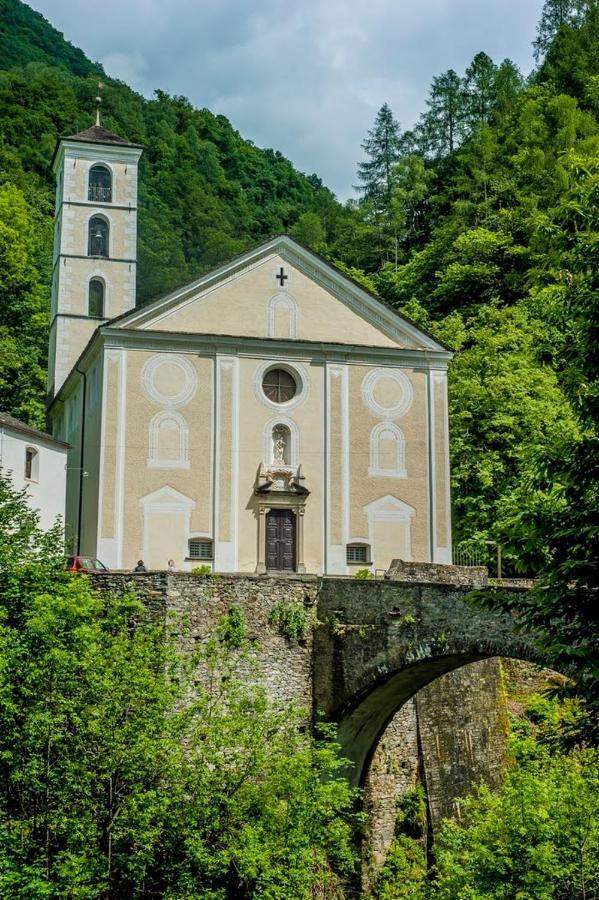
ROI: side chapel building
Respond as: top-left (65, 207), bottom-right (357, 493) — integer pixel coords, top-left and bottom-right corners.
top-left (47, 123), bottom-right (453, 574)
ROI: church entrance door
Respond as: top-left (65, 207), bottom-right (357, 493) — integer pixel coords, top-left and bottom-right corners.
top-left (265, 509), bottom-right (296, 572)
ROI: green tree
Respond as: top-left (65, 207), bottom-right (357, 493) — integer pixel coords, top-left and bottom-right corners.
top-left (533, 0), bottom-right (590, 61)
top-left (492, 59), bottom-right (524, 124)
top-left (289, 210), bottom-right (325, 248)
top-left (0, 474), bottom-right (359, 897)
top-left (419, 69), bottom-right (466, 156)
top-left (0, 181), bottom-right (49, 426)
top-left (432, 748), bottom-right (599, 899)
top-left (498, 154), bottom-right (599, 730)
top-left (387, 154), bottom-right (434, 255)
top-left (464, 52), bottom-right (498, 130)
top-left (356, 103), bottom-right (403, 204)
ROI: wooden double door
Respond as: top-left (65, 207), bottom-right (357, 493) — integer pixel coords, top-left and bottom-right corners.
top-left (265, 508), bottom-right (296, 572)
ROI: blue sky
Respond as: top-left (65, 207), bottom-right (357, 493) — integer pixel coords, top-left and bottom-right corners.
top-left (29, 0), bottom-right (544, 199)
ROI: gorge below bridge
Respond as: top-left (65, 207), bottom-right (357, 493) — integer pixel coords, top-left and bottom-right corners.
top-left (92, 561), bottom-right (541, 789)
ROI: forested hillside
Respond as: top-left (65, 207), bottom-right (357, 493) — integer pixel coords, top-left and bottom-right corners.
top-left (342, 1), bottom-right (598, 590)
top-left (0, 0), bottom-right (350, 425)
top-left (0, 4), bottom-right (597, 894)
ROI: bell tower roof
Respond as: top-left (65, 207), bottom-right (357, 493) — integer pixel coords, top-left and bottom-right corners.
top-left (62, 123), bottom-right (143, 149)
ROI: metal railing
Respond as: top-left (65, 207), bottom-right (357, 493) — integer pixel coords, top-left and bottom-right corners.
top-left (88, 185), bottom-right (112, 203)
top-left (452, 545), bottom-right (488, 568)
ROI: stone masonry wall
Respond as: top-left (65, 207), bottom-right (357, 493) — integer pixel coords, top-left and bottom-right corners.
top-left (362, 658), bottom-right (508, 890)
top-left (91, 572), bottom-right (319, 711)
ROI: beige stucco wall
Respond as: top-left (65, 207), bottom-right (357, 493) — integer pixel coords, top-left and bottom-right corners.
top-left (84, 345), bottom-right (445, 575)
top-left (348, 365), bottom-right (430, 571)
top-left (143, 255), bottom-right (406, 349)
top-left (96, 349), bottom-right (213, 570)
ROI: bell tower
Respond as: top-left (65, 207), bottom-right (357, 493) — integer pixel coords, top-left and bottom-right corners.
top-left (48, 119), bottom-right (143, 396)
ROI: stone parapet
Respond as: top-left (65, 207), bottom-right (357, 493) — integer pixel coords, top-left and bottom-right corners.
top-left (386, 559), bottom-right (488, 587)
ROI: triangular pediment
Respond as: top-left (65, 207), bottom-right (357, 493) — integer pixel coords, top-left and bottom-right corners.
top-left (139, 485), bottom-right (195, 511)
top-left (364, 495), bottom-right (415, 518)
top-left (113, 236), bottom-right (446, 352)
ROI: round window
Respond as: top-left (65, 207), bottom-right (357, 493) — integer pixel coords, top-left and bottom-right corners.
top-left (262, 368), bottom-right (297, 404)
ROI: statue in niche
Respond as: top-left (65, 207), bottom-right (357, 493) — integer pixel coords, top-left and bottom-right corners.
top-left (272, 426), bottom-right (289, 465)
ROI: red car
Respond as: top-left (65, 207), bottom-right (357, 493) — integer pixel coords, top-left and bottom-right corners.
top-left (66, 556), bottom-right (109, 573)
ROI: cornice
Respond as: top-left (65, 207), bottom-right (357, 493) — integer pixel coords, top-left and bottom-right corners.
top-left (100, 326), bottom-right (452, 368)
top-left (53, 141), bottom-right (142, 173)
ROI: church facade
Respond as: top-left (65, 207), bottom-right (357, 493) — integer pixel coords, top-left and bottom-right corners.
top-left (47, 125), bottom-right (453, 575)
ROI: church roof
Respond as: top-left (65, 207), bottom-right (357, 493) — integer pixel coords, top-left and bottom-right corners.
top-left (62, 124), bottom-right (143, 149)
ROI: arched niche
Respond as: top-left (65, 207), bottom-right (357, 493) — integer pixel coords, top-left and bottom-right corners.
top-left (369, 421), bottom-right (406, 477)
top-left (262, 415), bottom-right (300, 468)
top-left (147, 410), bottom-right (190, 469)
top-left (267, 292), bottom-right (298, 339)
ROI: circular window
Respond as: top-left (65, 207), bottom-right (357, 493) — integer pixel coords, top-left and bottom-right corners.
top-left (254, 361), bottom-right (309, 411)
top-left (262, 368), bottom-right (297, 404)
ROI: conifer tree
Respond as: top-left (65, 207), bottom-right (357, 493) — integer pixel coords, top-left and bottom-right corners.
top-left (419, 69), bottom-right (466, 156)
top-left (356, 103), bottom-right (403, 204)
top-left (492, 59), bottom-right (524, 124)
top-left (464, 52), bottom-right (498, 130)
top-left (533, 0), bottom-right (589, 60)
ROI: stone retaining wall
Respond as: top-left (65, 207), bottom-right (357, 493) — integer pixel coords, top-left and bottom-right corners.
top-left (91, 572), bottom-right (318, 710)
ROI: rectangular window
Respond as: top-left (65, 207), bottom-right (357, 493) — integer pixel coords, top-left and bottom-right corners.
top-left (188, 539), bottom-right (213, 560)
top-left (346, 544), bottom-right (370, 564)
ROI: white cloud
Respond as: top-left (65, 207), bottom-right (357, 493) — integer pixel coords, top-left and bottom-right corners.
top-left (28, 0), bottom-right (544, 199)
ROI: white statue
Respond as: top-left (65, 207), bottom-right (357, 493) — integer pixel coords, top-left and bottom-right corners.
top-left (273, 432), bottom-right (286, 464)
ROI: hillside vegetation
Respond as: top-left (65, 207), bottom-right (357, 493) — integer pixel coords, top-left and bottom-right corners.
top-left (0, 0), bottom-right (350, 424)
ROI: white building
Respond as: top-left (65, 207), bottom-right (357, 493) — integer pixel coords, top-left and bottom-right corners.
top-left (0, 412), bottom-right (69, 531)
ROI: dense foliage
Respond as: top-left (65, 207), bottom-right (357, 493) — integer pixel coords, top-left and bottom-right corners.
top-left (346, 0), bottom-right (599, 713)
top-left (0, 474), bottom-right (358, 898)
top-left (372, 695), bottom-right (599, 899)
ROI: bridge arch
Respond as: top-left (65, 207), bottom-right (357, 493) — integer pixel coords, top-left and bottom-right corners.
top-left (314, 574), bottom-right (547, 787)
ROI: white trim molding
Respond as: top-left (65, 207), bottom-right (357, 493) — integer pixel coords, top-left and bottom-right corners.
top-left (140, 353), bottom-right (198, 408)
top-left (364, 494), bottom-right (415, 562)
top-left (147, 409), bottom-right (190, 469)
top-left (429, 369), bottom-right (452, 564)
top-left (325, 363), bottom-right (349, 575)
top-left (139, 485), bottom-right (195, 567)
top-left (369, 421), bottom-right (407, 478)
top-left (252, 359), bottom-right (310, 413)
top-left (267, 292), bottom-right (298, 338)
top-left (361, 368), bottom-right (414, 419)
top-left (213, 355), bottom-right (239, 573)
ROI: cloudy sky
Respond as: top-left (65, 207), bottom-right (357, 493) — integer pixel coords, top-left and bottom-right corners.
top-left (29, 0), bottom-right (543, 199)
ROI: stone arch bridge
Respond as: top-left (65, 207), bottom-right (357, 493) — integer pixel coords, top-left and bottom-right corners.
top-left (313, 561), bottom-right (538, 786)
top-left (92, 561), bottom-right (541, 789)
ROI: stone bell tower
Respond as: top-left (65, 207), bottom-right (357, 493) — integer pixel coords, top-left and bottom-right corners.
top-left (48, 118), bottom-right (143, 396)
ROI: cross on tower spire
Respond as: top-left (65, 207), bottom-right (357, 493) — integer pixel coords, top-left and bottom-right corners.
top-left (95, 81), bottom-right (104, 127)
